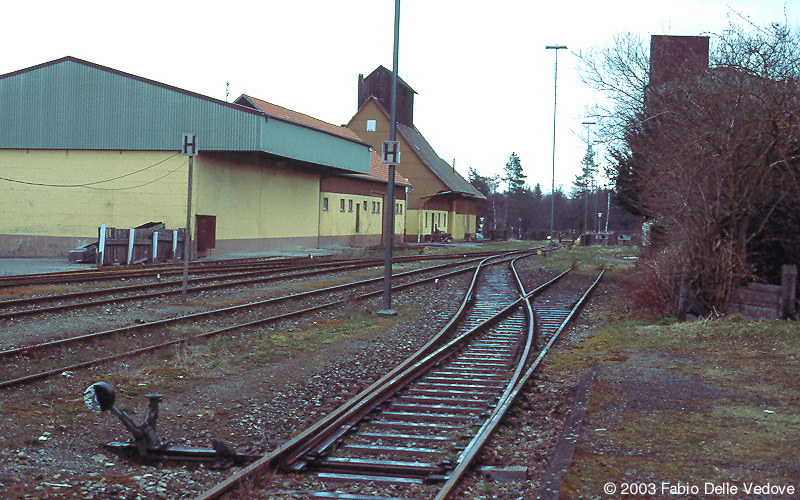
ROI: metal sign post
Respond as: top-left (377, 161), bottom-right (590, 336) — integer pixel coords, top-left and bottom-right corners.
top-left (378, 0), bottom-right (401, 317)
top-left (181, 134), bottom-right (198, 302)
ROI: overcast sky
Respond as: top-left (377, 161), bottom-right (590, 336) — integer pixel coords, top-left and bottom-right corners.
top-left (2, 1), bottom-right (796, 192)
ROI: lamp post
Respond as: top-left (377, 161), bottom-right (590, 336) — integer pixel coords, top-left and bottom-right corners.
top-left (581, 121), bottom-right (595, 236)
top-left (546, 44), bottom-right (567, 248)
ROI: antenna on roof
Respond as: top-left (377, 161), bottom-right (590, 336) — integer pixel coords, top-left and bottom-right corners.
top-left (225, 82), bottom-right (229, 102)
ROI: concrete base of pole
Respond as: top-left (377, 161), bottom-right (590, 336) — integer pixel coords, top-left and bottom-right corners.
top-left (376, 309), bottom-right (397, 316)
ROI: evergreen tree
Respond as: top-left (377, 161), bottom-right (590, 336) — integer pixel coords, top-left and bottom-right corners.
top-left (572, 144), bottom-right (598, 233)
top-left (503, 152), bottom-right (526, 193)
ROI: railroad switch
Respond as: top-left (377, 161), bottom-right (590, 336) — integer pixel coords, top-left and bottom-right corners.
top-left (83, 382), bottom-right (260, 466)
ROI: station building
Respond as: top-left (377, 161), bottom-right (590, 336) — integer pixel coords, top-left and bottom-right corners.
top-left (0, 56), bottom-right (405, 258)
top-left (348, 66), bottom-right (485, 242)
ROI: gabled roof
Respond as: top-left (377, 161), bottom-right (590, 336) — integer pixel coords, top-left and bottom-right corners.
top-left (0, 56), bottom-right (371, 174)
top-left (0, 56), bottom-right (263, 117)
top-left (363, 65), bottom-right (417, 94)
top-left (397, 123), bottom-right (485, 200)
top-left (341, 149), bottom-right (411, 187)
top-left (351, 96), bottom-right (484, 200)
top-left (235, 94), bottom-right (368, 146)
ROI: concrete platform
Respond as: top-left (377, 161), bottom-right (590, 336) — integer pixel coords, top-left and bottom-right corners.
top-left (0, 248), bottom-right (339, 277)
top-left (0, 258), bottom-right (95, 277)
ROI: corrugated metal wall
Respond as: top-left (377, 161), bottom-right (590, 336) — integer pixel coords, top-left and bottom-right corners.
top-left (0, 59), bottom-right (263, 151)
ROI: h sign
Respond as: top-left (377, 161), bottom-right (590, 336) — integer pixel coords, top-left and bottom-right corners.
top-left (382, 141), bottom-right (400, 165)
top-left (182, 134), bottom-right (199, 157)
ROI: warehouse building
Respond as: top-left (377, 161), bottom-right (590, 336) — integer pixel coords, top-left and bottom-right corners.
top-left (0, 56), bottom-right (396, 258)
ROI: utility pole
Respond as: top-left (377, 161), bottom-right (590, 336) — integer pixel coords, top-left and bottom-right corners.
top-left (180, 134), bottom-right (198, 302)
top-left (378, 0), bottom-right (401, 316)
top-left (546, 44), bottom-right (567, 248)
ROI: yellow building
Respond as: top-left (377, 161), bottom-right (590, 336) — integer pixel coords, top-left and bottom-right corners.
top-left (348, 66), bottom-right (485, 242)
top-left (319, 150), bottom-right (409, 247)
top-left (0, 57), bottom-right (374, 257)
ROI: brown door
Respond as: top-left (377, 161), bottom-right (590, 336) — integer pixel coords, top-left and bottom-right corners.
top-left (196, 215), bottom-right (216, 251)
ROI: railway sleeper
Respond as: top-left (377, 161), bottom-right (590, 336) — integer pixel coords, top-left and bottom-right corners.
top-left (395, 395), bottom-right (495, 407)
top-left (420, 376), bottom-right (507, 387)
top-left (367, 420), bottom-right (466, 432)
top-left (281, 485), bottom-right (421, 499)
top-left (312, 456), bottom-right (446, 479)
top-left (429, 367), bottom-right (509, 377)
top-left (404, 387), bottom-right (497, 398)
top-left (339, 443), bottom-right (444, 459)
top-left (413, 381), bottom-right (505, 391)
top-left (355, 431), bottom-right (456, 444)
top-left (314, 471), bottom-right (426, 487)
top-left (388, 402), bottom-right (485, 414)
top-left (375, 410), bottom-right (479, 423)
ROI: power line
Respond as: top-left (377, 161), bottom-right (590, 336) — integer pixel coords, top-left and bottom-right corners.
top-left (0, 152), bottom-right (182, 188)
top-left (84, 160), bottom-right (188, 191)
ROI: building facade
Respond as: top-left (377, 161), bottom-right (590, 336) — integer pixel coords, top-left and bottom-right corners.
top-left (0, 57), bottom-right (380, 257)
top-left (349, 66), bottom-right (485, 242)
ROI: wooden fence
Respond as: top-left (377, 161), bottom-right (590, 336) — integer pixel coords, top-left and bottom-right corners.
top-left (728, 264), bottom-right (797, 320)
top-left (97, 223), bottom-right (186, 266)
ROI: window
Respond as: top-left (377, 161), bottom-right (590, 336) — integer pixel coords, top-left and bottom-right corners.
top-left (366, 119), bottom-right (376, 132)
top-left (443, 213), bottom-right (447, 226)
top-left (438, 214), bottom-right (441, 225)
top-left (340, 199), bottom-right (345, 212)
top-left (396, 203), bottom-right (403, 215)
top-left (424, 213), bottom-right (428, 227)
top-left (348, 199), bottom-right (353, 212)
top-left (363, 201), bottom-right (368, 212)
top-left (376, 202), bottom-right (380, 214)
top-left (323, 197), bottom-right (329, 211)
top-left (372, 201), bottom-right (376, 213)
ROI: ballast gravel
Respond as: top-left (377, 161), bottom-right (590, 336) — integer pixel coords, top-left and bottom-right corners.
top-left (0, 253), bottom-right (602, 500)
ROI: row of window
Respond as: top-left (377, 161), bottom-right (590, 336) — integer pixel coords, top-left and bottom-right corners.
top-left (424, 212), bottom-right (446, 228)
top-left (322, 197), bottom-right (405, 215)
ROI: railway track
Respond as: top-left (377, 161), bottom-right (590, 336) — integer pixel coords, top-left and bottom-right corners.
top-left (194, 257), bottom-right (602, 499)
top-left (0, 253), bottom-right (510, 320)
top-left (0, 251), bottom-right (508, 289)
top-left (0, 251), bottom-right (536, 389)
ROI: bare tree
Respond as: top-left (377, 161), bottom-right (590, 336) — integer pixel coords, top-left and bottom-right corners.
top-left (580, 21), bottom-right (800, 317)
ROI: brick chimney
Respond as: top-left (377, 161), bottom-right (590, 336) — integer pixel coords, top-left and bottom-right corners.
top-left (649, 35), bottom-right (709, 86)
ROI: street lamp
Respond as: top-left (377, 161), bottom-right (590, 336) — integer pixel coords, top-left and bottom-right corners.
top-left (581, 121), bottom-right (595, 236)
top-left (547, 44), bottom-right (567, 248)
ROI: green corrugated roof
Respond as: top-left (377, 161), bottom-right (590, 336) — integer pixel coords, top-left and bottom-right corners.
top-left (0, 56), bottom-right (369, 174)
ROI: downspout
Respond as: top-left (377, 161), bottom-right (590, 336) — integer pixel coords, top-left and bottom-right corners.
top-left (317, 177), bottom-right (322, 249)
top-left (404, 186), bottom-right (410, 243)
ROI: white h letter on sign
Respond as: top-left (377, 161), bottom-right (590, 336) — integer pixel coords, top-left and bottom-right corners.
top-left (382, 141), bottom-right (399, 165)
top-left (182, 134), bottom-right (199, 156)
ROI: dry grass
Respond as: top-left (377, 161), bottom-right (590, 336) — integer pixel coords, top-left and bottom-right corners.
top-left (551, 301), bottom-right (800, 498)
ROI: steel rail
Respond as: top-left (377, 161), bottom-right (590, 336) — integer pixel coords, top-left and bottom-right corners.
top-left (0, 255), bottom-right (495, 359)
top-left (0, 255), bottom-right (312, 287)
top-left (191, 254), bottom-right (531, 500)
top-left (0, 253), bottom-right (535, 389)
top-left (0, 252), bottom-right (524, 316)
top-left (0, 260), bottom-right (386, 319)
top-left (0, 250), bottom-right (514, 288)
top-left (432, 269), bottom-right (604, 500)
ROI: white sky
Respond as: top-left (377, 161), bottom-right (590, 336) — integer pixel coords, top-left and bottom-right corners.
top-left (2, 1), bottom-right (796, 192)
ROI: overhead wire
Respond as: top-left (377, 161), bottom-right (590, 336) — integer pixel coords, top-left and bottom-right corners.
top-left (0, 152), bottom-right (183, 188)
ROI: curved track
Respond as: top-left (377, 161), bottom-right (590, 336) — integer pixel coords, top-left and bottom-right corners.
top-left (195, 256), bottom-right (602, 500)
